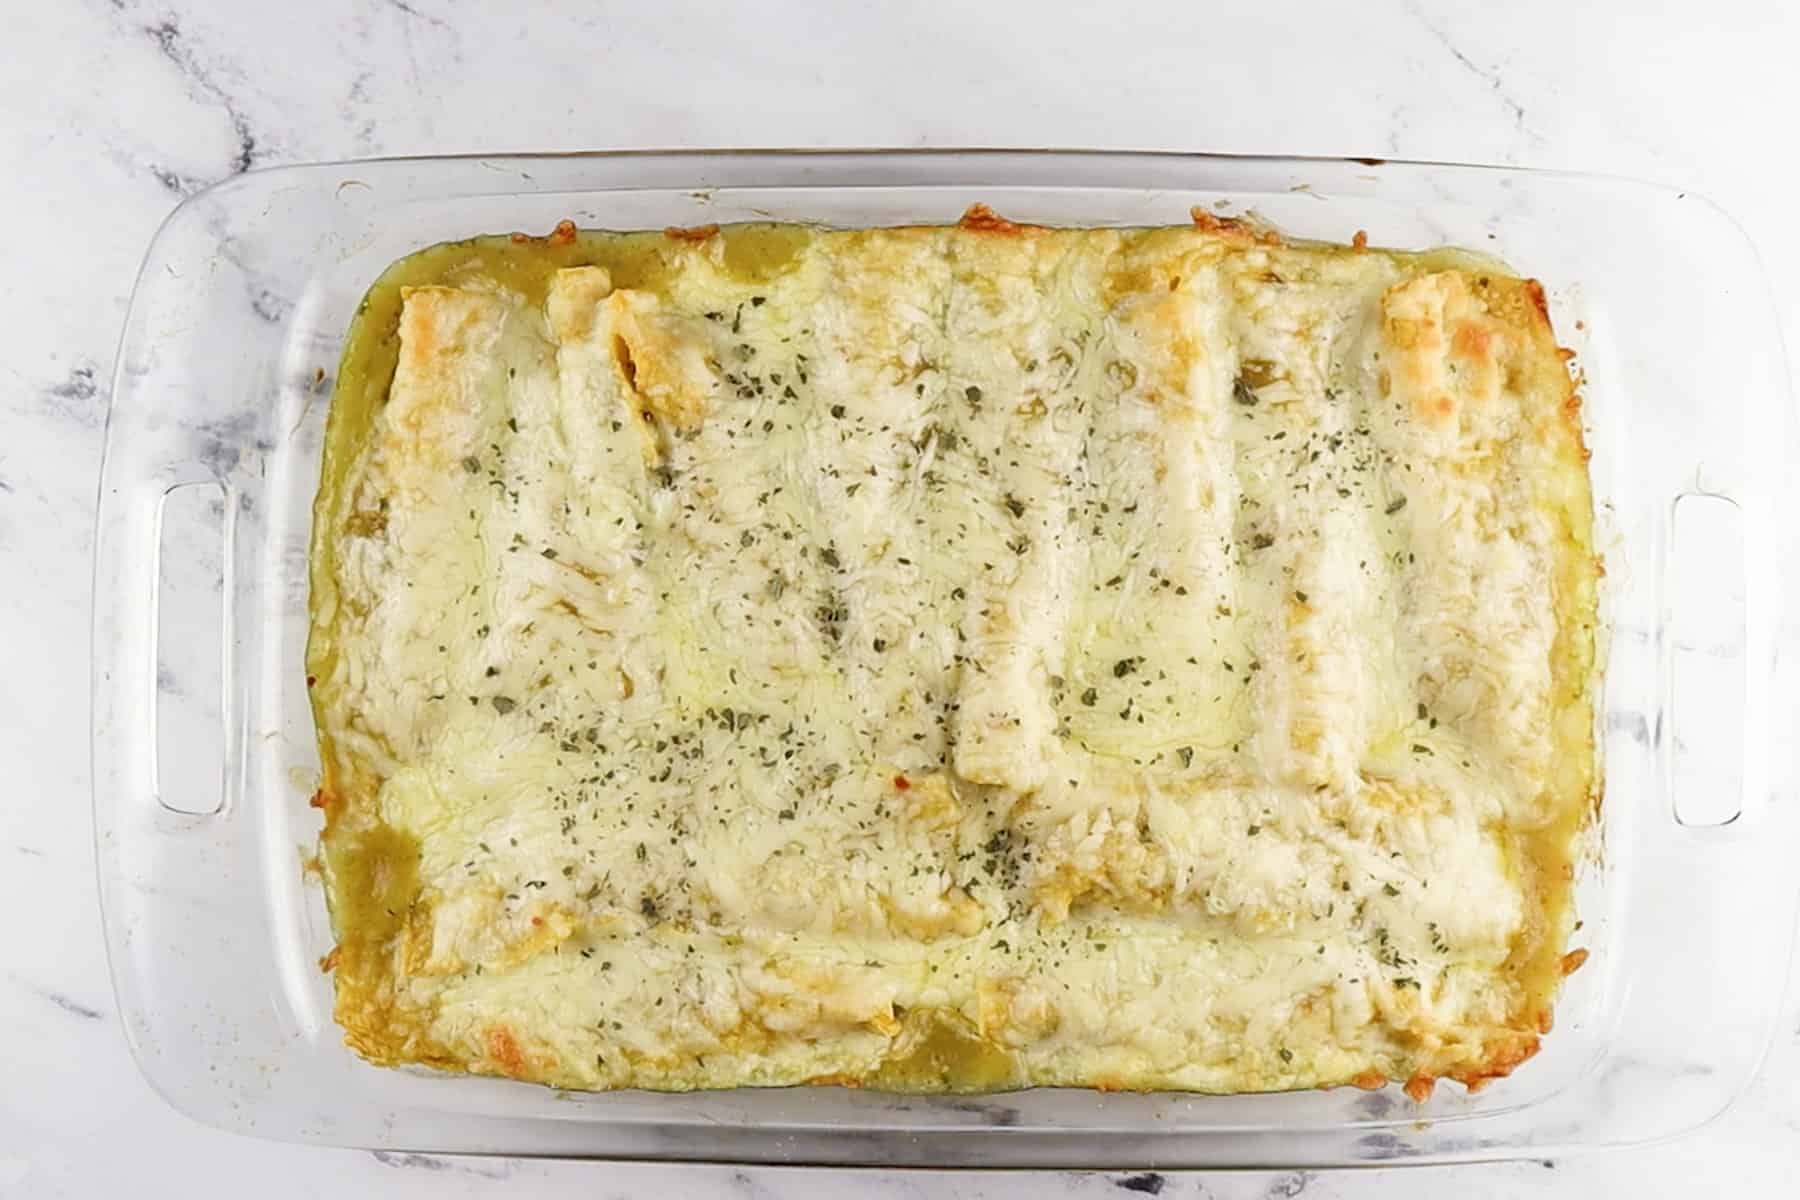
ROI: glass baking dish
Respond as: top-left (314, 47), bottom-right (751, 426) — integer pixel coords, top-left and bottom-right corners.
top-left (92, 150), bottom-right (1800, 1167)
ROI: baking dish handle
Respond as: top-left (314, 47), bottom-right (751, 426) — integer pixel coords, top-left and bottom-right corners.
top-left (93, 412), bottom-right (259, 1116)
top-left (1557, 251), bottom-right (1800, 1146)
top-left (1662, 491), bottom-right (1751, 828)
top-left (91, 185), bottom-right (311, 1130)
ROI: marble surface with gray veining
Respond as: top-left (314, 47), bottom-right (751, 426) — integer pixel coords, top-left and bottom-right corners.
top-left (5, 1), bottom-right (1798, 1195)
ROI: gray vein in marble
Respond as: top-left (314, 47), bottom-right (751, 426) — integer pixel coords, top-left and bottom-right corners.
top-left (140, 15), bottom-right (263, 178)
top-left (148, 160), bottom-right (208, 197)
top-left (96, 130), bottom-right (207, 197)
top-left (726, 1168), bottom-right (788, 1200)
top-left (1402, 1), bottom-right (1539, 143)
top-left (249, 286), bottom-right (294, 325)
top-left (1351, 1131), bottom-right (1423, 1161)
top-left (377, 0), bottom-right (455, 35)
top-left (371, 0), bottom-right (461, 138)
top-left (938, 1097), bottom-right (1024, 1126)
top-left (1261, 1173), bottom-right (1311, 1199)
top-left (1384, 106), bottom-right (1409, 157)
top-left (14, 844), bottom-right (45, 857)
top-left (43, 364), bottom-right (107, 429)
top-left (369, 1150), bottom-right (515, 1179)
top-left (16, 979), bottom-right (106, 1021)
top-left (180, 212), bottom-right (304, 348)
top-left (190, 408), bottom-right (278, 479)
top-left (1607, 710), bottom-right (1652, 746)
top-left (342, 70), bottom-right (379, 152)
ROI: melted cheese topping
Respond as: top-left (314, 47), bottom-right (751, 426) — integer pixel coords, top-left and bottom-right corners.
top-left (309, 215), bottom-right (1597, 1096)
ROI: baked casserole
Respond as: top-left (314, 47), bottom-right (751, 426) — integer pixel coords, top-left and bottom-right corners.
top-left (307, 207), bottom-right (1598, 1098)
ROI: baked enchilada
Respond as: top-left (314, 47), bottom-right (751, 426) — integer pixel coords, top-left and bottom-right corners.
top-left (307, 208), bottom-right (1598, 1098)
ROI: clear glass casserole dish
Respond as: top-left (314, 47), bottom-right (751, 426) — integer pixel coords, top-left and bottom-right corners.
top-left (92, 150), bottom-right (1800, 1166)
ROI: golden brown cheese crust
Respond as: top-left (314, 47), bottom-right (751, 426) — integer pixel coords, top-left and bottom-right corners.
top-left (307, 212), bottom-right (1598, 1098)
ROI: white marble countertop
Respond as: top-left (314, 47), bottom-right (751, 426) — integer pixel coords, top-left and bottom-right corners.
top-left (7, 0), bottom-right (1798, 1194)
